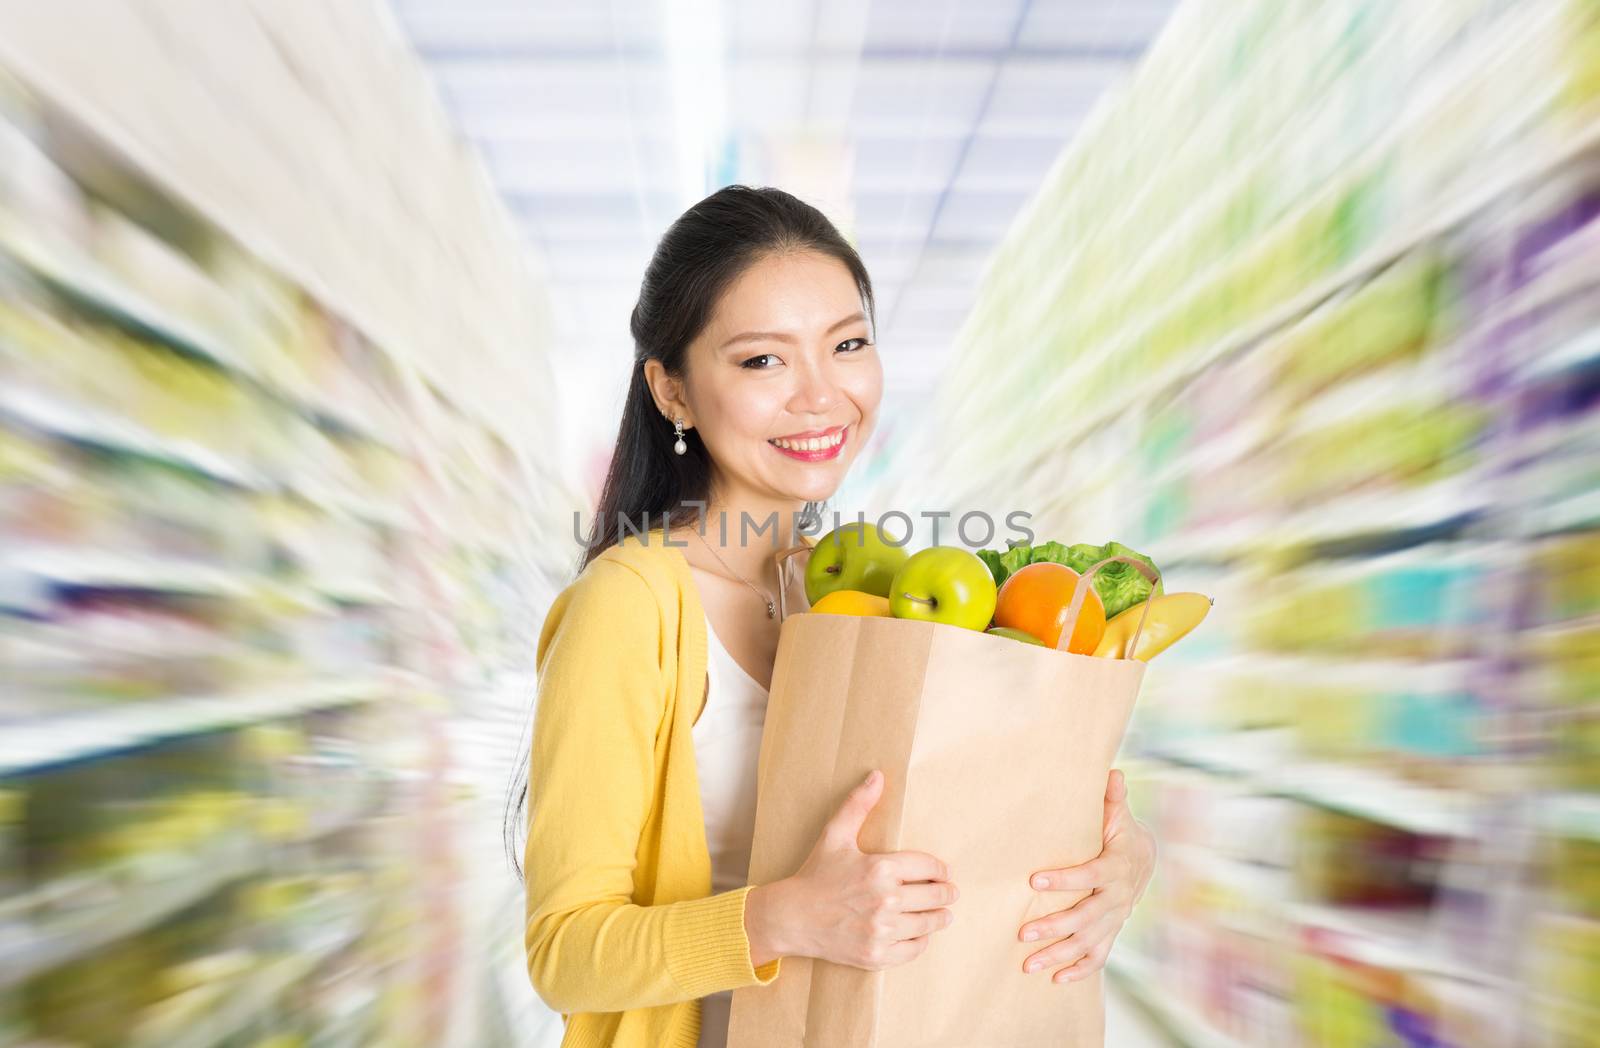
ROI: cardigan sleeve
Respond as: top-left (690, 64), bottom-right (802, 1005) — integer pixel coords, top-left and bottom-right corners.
top-left (523, 557), bottom-right (782, 1015)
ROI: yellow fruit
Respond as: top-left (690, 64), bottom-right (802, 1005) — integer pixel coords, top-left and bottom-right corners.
top-left (1093, 592), bottom-right (1212, 661)
top-left (809, 589), bottom-right (892, 617)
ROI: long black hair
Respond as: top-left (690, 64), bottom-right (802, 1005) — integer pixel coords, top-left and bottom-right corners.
top-left (507, 184), bottom-right (876, 876)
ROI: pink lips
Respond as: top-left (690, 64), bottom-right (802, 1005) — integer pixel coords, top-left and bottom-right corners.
top-left (768, 425), bottom-right (848, 462)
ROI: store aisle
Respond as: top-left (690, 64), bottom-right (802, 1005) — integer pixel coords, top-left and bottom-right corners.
top-left (1, 1), bottom-right (1597, 1046)
top-left (1106, 980), bottom-right (1181, 1048)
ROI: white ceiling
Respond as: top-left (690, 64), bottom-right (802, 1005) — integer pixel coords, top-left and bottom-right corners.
top-left (388, 0), bottom-right (1176, 490)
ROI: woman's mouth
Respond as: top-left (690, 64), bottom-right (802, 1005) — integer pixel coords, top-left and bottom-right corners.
top-left (768, 425), bottom-right (848, 462)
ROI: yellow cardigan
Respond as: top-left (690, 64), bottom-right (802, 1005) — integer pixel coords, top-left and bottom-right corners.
top-left (524, 526), bottom-right (785, 1047)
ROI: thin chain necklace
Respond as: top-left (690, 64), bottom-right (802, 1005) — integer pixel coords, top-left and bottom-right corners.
top-left (693, 528), bottom-right (777, 619)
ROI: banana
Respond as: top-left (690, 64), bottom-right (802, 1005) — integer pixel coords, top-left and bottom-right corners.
top-left (1093, 592), bottom-right (1213, 661)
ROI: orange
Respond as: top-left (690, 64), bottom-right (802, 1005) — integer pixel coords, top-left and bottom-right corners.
top-left (993, 562), bottom-right (1106, 654)
top-left (809, 589), bottom-right (892, 617)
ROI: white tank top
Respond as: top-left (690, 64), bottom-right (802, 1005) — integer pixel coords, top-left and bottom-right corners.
top-left (694, 611), bottom-right (770, 1048)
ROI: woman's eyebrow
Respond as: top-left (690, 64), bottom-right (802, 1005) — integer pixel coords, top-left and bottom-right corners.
top-left (718, 310), bottom-right (868, 351)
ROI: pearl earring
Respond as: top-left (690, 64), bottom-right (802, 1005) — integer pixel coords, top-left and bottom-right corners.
top-left (673, 416), bottom-right (687, 456)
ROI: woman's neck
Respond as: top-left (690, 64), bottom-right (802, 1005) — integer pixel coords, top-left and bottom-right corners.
top-left (684, 498), bottom-right (809, 585)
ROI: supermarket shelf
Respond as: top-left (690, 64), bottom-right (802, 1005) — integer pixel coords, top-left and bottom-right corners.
top-left (0, 383), bottom-right (423, 536)
top-left (286, 474), bottom-right (416, 534)
top-left (1144, 730), bottom-right (1296, 779)
top-left (0, 224), bottom-right (258, 375)
top-left (0, 675), bottom-right (394, 777)
top-left (948, 110), bottom-right (1600, 503)
top-left (1520, 325), bottom-right (1600, 385)
top-left (1484, 226), bottom-right (1600, 334)
top-left (0, 833), bottom-right (258, 989)
top-left (1161, 849), bottom-right (1494, 986)
top-left (1146, 735), bottom-right (1474, 838)
top-left (0, 381), bottom-right (265, 489)
top-left (0, 224), bottom-right (403, 452)
top-left (1165, 844), bottom-right (1295, 905)
top-left (136, 920), bottom-right (369, 1048)
top-left (1166, 857), bottom-right (1489, 984)
top-left (291, 777), bottom-right (390, 843)
top-left (1, 544), bottom-right (400, 608)
top-left (1523, 611), bottom-right (1600, 642)
top-left (1107, 949), bottom-right (1242, 1048)
top-left (308, 575), bottom-right (401, 607)
top-left (0, 74), bottom-right (556, 1048)
top-left (1285, 902), bottom-right (1483, 983)
top-left (1148, 471), bottom-right (1493, 565)
top-left (1511, 411), bottom-right (1599, 470)
top-left (1528, 488), bottom-right (1600, 538)
top-left (2, 544), bottom-right (257, 597)
top-left (310, 989), bottom-right (382, 1046)
top-left (1539, 792), bottom-right (1600, 841)
top-left (295, 802), bottom-right (375, 845)
top-left (1265, 763), bottom-right (1472, 838)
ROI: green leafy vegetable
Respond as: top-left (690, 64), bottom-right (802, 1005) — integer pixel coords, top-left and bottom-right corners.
top-left (976, 538), bottom-right (1163, 618)
top-left (1072, 540), bottom-right (1162, 617)
top-left (998, 544), bottom-right (1033, 581)
top-left (1026, 541), bottom-right (1075, 568)
top-left (976, 548), bottom-right (1009, 588)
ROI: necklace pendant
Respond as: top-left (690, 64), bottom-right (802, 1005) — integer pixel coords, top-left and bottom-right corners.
top-left (765, 599), bottom-right (776, 619)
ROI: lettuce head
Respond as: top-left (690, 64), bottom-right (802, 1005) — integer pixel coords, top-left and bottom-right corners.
top-left (1071, 540), bottom-right (1162, 617)
top-left (979, 539), bottom-right (1163, 617)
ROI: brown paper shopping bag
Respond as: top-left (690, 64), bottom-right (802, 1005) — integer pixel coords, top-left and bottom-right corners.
top-left (727, 553), bottom-right (1157, 1048)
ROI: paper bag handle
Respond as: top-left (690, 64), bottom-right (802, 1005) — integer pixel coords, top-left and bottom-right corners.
top-left (772, 543), bottom-right (814, 622)
top-left (1060, 555), bottom-right (1162, 659)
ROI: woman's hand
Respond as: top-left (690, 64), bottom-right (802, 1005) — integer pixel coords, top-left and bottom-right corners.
top-left (1015, 769), bottom-right (1156, 983)
top-left (746, 770), bottom-right (959, 971)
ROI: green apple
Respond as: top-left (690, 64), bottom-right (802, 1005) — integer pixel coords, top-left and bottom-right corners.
top-left (888, 547), bottom-right (998, 631)
top-left (986, 626), bottom-right (1045, 646)
top-left (805, 523), bottom-right (910, 604)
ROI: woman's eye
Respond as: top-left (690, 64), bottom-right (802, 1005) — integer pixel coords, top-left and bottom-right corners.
top-left (837, 338), bottom-right (871, 353)
top-left (740, 353), bottom-right (781, 370)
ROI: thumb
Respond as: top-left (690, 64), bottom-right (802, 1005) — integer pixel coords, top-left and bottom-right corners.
top-left (822, 770), bottom-right (883, 850)
top-left (1105, 768), bottom-right (1126, 805)
top-left (1102, 768), bottom-right (1129, 839)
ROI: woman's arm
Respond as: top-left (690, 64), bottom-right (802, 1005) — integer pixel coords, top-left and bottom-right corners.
top-left (523, 559), bottom-right (780, 1015)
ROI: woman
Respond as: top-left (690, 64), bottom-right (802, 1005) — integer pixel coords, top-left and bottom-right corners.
top-left (516, 185), bottom-right (1157, 1048)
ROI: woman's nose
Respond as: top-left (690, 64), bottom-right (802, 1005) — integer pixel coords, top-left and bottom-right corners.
top-left (790, 362), bottom-right (839, 414)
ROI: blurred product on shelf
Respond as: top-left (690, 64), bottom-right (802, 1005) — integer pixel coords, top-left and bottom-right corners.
top-left (857, 0), bottom-right (1600, 1045)
top-left (0, 60), bottom-right (553, 1048)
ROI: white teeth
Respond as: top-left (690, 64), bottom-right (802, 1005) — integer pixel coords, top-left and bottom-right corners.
top-left (771, 430), bottom-right (844, 452)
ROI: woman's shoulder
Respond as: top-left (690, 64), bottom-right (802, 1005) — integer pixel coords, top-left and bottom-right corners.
top-left (588, 529), bottom-right (689, 590)
top-left (537, 541), bottom-right (675, 665)
top-left (551, 530), bottom-right (689, 619)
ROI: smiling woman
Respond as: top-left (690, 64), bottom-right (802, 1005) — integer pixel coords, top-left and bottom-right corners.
top-left (512, 186), bottom-right (954, 1048)
top-left (512, 184), bottom-right (1154, 1048)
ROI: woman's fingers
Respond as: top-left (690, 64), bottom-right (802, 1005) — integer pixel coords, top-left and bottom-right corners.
top-left (1048, 938), bottom-right (1114, 983)
top-left (1017, 893), bottom-right (1109, 943)
top-left (895, 879), bottom-right (959, 913)
top-left (882, 849), bottom-right (950, 884)
top-left (1030, 852), bottom-right (1128, 893)
top-left (889, 906), bottom-right (953, 940)
top-left (1021, 912), bottom-right (1116, 974)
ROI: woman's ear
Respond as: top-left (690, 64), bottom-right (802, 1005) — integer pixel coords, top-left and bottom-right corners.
top-left (642, 358), bottom-right (690, 427)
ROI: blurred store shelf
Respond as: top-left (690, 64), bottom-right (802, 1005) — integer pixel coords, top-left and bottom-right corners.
top-left (1110, 950), bottom-right (1244, 1048)
top-left (862, 1), bottom-right (1600, 1044)
top-left (0, 47), bottom-right (558, 1045)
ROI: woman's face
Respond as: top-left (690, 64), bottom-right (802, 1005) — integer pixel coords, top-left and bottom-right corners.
top-left (665, 249), bottom-right (883, 508)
